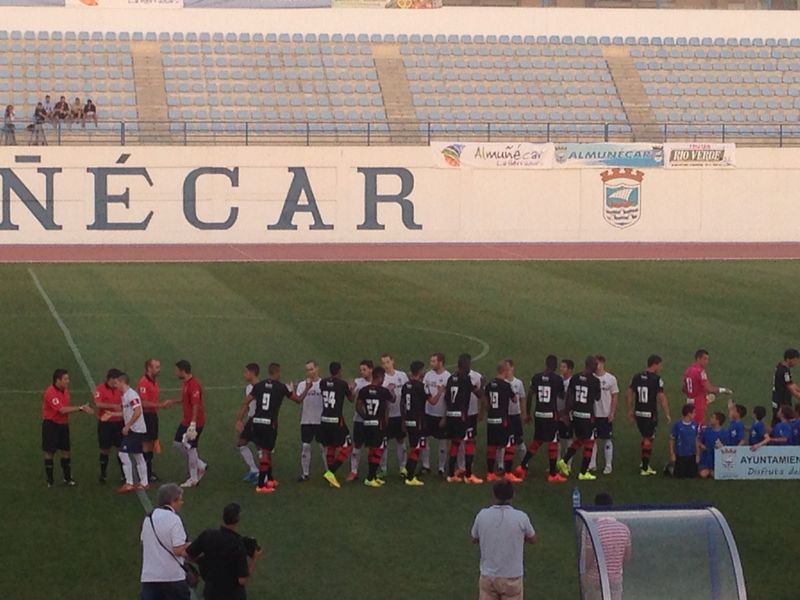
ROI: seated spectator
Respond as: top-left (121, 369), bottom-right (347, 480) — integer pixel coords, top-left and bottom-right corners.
top-left (42, 95), bottom-right (53, 122)
top-left (53, 96), bottom-right (69, 123)
top-left (69, 97), bottom-right (84, 128)
top-left (83, 99), bottom-right (98, 128)
top-left (30, 103), bottom-right (48, 146)
top-left (3, 105), bottom-right (16, 146)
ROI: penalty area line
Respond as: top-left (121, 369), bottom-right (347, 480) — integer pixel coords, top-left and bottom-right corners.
top-left (28, 267), bottom-right (153, 514)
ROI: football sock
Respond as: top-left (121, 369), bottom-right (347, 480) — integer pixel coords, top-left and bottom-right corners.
top-left (99, 452), bottom-right (109, 478)
top-left (301, 443), bottom-right (312, 477)
top-left (581, 441), bottom-right (594, 474)
top-left (604, 440), bottom-right (613, 468)
top-left (350, 446), bottom-right (361, 473)
top-left (503, 446), bottom-right (515, 473)
top-left (120, 452), bottom-right (134, 485)
top-left (448, 455), bottom-right (458, 477)
top-left (486, 445), bottom-right (497, 473)
top-left (379, 445), bottom-right (388, 471)
top-left (397, 444), bottom-right (407, 471)
top-left (589, 444), bottom-right (598, 470)
top-left (173, 441), bottom-right (188, 457)
top-left (144, 451), bottom-right (154, 478)
top-left (420, 445), bottom-right (430, 470)
top-left (495, 446), bottom-right (504, 467)
top-left (438, 441), bottom-right (448, 472)
top-left (641, 437), bottom-right (653, 470)
top-left (44, 459), bottom-right (54, 484)
top-left (134, 454), bottom-right (148, 485)
top-left (117, 455), bottom-right (125, 479)
top-left (406, 458), bottom-right (417, 479)
top-left (548, 443), bottom-right (559, 475)
top-left (267, 467), bottom-right (274, 481)
top-left (60, 457), bottom-right (72, 481)
top-left (240, 446), bottom-right (258, 473)
top-left (457, 443), bottom-right (466, 472)
top-left (464, 440), bottom-right (476, 477)
top-left (326, 447), bottom-right (336, 470)
top-left (258, 451), bottom-right (272, 487)
top-left (448, 441), bottom-right (460, 476)
top-left (188, 448), bottom-right (199, 481)
top-left (563, 446), bottom-right (577, 463)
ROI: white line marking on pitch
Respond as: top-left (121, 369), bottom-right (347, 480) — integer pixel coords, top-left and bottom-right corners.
top-left (28, 268), bottom-right (153, 514)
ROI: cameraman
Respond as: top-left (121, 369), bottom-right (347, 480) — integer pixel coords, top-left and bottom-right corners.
top-left (186, 503), bottom-right (261, 600)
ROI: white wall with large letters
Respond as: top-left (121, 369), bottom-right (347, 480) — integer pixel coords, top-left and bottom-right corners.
top-left (0, 146), bottom-right (796, 244)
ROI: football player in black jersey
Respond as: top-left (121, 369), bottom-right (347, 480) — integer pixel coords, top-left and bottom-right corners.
top-left (771, 349), bottom-right (800, 427)
top-left (400, 360), bottom-right (429, 487)
top-left (318, 362), bottom-right (354, 489)
top-left (557, 356), bottom-right (601, 481)
top-left (444, 354), bottom-right (482, 484)
top-left (515, 355), bottom-right (567, 483)
top-left (483, 361), bottom-right (523, 483)
top-left (627, 354), bottom-right (671, 476)
top-left (356, 366), bottom-right (394, 487)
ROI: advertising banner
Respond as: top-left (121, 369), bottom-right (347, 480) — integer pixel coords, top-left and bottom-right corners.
top-left (554, 143), bottom-right (664, 169)
top-left (66, 0), bottom-right (183, 7)
top-left (714, 446), bottom-right (800, 480)
top-left (664, 143), bottom-right (736, 168)
top-left (433, 142), bottom-right (554, 169)
top-left (384, 0), bottom-right (441, 7)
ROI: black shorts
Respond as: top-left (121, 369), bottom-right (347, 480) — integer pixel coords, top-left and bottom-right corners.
top-left (42, 420), bottom-right (70, 453)
top-left (508, 414), bottom-right (524, 441)
top-left (120, 431), bottom-right (145, 454)
top-left (674, 455), bottom-right (698, 479)
top-left (385, 416), bottom-right (406, 441)
top-left (363, 424), bottom-right (386, 449)
top-left (573, 419), bottom-right (595, 441)
top-left (352, 420), bottom-right (366, 447)
top-left (467, 414), bottom-right (478, 439)
top-left (636, 417), bottom-right (657, 439)
top-left (558, 421), bottom-right (573, 440)
top-left (534, 418), bottom-right (559, 443)
top-left (425, 414), bottom-right (446, 440)
top-left (251, 423), bottom-right (277, 451)
top-left (97, 420), bottom-right (123, 450)
top-left (406, 426), bottom-right (427, 450)
top-left (446, 415), bottom-right (467, 440)
top-left (174, 423), bottom-right (204, 449)
top-left (143, 412), bottom-right (159, 441)
top-left (487, 422), bottom-right (512, 447)
top-left (239, 418), bottom-right (254, 444)
top-left (594, 417), bottom-right (613, 440)
top-left (300, 424), bottom-right (319, 444)
top-left (317, 422), bottom-right (350, 448)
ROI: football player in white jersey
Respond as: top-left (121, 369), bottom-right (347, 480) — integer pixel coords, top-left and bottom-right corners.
top-left (378, 353), bottom-right (409, 479)
top-left (236, 363), bottom-right (261, 483)
top-left (422, 352), bottom-right (449, 476)
top-left (294, 360), bottom-right (325, 482)
top-left (499, 358), bottom-right (527, 468)
top-left (346, 359), bottom-right (373, 482)
top-left (589, 354), bottom-right (619, 475)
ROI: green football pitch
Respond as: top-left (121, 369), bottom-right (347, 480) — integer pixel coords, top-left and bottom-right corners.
top-left (1, 261), bottom-right (798, 600)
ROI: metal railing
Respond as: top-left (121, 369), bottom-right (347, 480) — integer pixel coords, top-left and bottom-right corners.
top-left (4, 120), bottom-right (800, 146)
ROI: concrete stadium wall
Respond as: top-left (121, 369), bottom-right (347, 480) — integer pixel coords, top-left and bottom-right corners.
top-left (0, 146), bottom-right (796, 244)
top-left (4, 5), bottom-right (800, 38)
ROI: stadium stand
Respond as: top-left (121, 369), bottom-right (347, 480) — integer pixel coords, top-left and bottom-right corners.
top-left (3, 29), bottom-right (800, 144)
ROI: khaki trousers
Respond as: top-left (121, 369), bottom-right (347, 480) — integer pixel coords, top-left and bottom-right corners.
top-left (479, 575), bottom-right (523, 600)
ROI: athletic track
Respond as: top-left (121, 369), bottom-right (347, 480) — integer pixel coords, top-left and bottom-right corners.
top-left (1, 242), bottom-right (799, 262)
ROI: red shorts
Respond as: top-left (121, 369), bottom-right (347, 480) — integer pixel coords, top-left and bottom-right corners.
top-left (689, 396), bottom-right (707, 426)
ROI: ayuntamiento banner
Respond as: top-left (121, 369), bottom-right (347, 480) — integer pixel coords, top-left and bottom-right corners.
top-left (432, 142), bottom-right (554, 169)
top-left (715, 446), bottom-right (800, 480)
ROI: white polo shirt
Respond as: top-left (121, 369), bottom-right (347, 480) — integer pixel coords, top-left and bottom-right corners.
top-left (508, 377), bottom-right (525, 416)
top-left (352, 377), bottom-right (369, 423)
top-left (140, 506), bottom-right (187, 583)
top-left (468, 369), bottom-right (483, 416)
top-left (297, 378), bottom-right (323, 425)
top-left (471, 504), bottom-right (535, 578)
top-left (383, 369), bottom-right (409, 418)
top-left (594, 372), bottom-right (619, 419)
top-left (122, 387), bottom-right (146, 434)
top-left (423, 369), bottom-right (451, 417)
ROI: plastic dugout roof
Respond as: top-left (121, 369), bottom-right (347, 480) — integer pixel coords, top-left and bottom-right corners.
top-left (574, 503), bottom-right (746, 600)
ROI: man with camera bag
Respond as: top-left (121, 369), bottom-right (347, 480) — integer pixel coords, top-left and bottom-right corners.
top-left (186, 503), bottom-right (262, 600)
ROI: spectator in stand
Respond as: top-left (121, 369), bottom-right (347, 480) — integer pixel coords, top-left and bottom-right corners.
top-left (53, 96), bottom-right (69, 124)
top-left (69, 97), bottom-right (84, 128)
top-left (42, 95), bottom-right (53, 122)
top-left (83, 99), bottom-right (98, 128)
top-left (3, 105), bottom-right (16, 145)
top-left (30, 102), bottom-right (48, 146)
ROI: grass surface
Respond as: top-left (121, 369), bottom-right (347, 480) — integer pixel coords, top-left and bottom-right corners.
top-left (1, 261), bottom-right (798, 599)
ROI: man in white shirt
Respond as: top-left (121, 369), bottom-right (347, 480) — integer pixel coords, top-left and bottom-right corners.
top-left (295, 360), bottom-right (325, 482)
top-left (590, 355), bottom-right (619, 475)
top-left (422, 352), bottom-right (450, 476)
top-left (237, 363), bottom-right (261, 484)
top-left (471, 480), bottom-right (538, 600)
top-left (103, 372), bottom-right (149, 493)
top-left (346, 360), bottom-right (373, 482)
top-left (379, 353), bottom-right (409, 478)
top-left (141, 483), bottom-right (190, 600)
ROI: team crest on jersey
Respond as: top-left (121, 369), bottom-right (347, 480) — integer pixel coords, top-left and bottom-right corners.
top-left (600, 168), bottom-right (644, 229)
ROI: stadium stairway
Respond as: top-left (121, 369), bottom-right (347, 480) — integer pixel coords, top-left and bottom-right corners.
top-left (372, 43), bottom-right (426, 144)
top-left (131, 41), bottom-right (171, 143)
top-left (603, 45), bottom-right (660, 141)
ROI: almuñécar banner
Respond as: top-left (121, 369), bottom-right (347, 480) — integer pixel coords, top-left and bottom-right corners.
top-left (433, 142), bottom-right (554, 169)
top-left (664, 143), bottom-right (736, 168)
top-left (554, 143), bottom-right (664, 168)
top-left (714, 446), bottom-right (800, 480)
